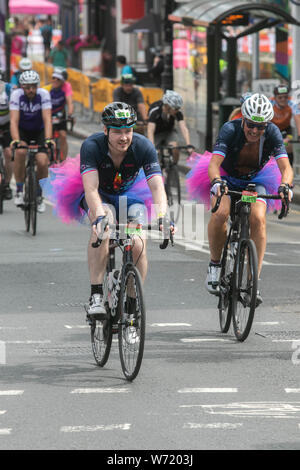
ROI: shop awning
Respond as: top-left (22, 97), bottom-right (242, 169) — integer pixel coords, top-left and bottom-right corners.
top-left (169, 0), bottom-right (300, 28)
top-left (122, 12), bottom-right (161, 33)
top-left (9, 0), bottom-right (59, 15)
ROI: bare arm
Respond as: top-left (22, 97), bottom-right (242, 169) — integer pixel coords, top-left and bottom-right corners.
top-left (10, 109), bottom-right (20, 141)
top-left (82, 171), bottom-right (106, 221)
top-left (276, 157), bottom-right (294, 186)
top-left (147, 174), bottom-right (168, 217)
top-left (178, 120), bottom-right (191, 146)
top-left (66, 94), bottom-right (74, 116)
top-left (147, 122), bottom-right (156, 145)
top-left (42, 108), bottom-right (53, 140)
top-left (137, 102), bottom-right (148, 122)
top-left (208, 154), bottom-right (224, 183)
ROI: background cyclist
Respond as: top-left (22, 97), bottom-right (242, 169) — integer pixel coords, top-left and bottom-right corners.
top-left (113, 73), bottom-right (147, 132)
top-left (10, 57), bottom-right (33, 89)
top-left (147, 90), bottom-right (194, 163)
top-left (0, 70), bottom-right (13, 200)
top-left (9, 70), bottom-right (53, 213)
top-left (270, 84), bottom-right (300, 167)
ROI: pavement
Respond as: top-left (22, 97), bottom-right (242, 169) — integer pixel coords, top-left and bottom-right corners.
top-left (70, 110), bottom-right (300, 205)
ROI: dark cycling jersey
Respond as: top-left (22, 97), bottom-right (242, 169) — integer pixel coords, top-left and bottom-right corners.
top-left (213, 118), bottom-right (288, 179)
top-left (148, 100), bottom-right (183, 134)
top-left (50, 87), bottom-right (66, 116)
top-left (9, 88), bottom-right (52, 132)
top-left (80, 132), bottom-right (162, 194)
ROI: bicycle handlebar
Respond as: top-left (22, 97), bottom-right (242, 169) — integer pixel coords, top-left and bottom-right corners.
top-left (211, 189), bottom-right (289, 220)
top-left (91, 223), bottom-right (174, 250)
top-left (11, 143), bottom-right (54, 161)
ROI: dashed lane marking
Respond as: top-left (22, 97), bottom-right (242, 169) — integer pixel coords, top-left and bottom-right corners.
top-left (180, 338), bottom-right (232, 343)
top-left (183, 422), bottom-right (243, 430)
top-left (0, 429), bottom-right (12, 435)
top-left (0, 390), bottom-right (24, 396)
top-left (61, 424), bottom-right (131, 433)
top-left (150, 323), bottom-right (192, 327)
top-left (178, 388), bottom-right (238, 393)
top-left (70, 388), bottom-right (131, 394)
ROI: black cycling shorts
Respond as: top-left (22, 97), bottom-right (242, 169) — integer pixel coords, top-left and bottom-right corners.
top-left (0, 123), bottom-right (12, 148)
top-left (19, 128), bottom-right (46, 148)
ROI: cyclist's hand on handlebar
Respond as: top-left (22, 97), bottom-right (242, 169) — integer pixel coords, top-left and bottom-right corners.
top-left (186, 144), bottom-right (195, 155)
top-left (92, 215), bottom-right (109, 240)
top-left (158, 213), bottom-right (175, 236)
top-left (10, 139), bottom-right (20, 149)
top-left (45, 139), bottom-right (56, 149)
top-left (210, 178), bottom-right (228, 197)
top-left (278, 183), bottom-right (293, 202)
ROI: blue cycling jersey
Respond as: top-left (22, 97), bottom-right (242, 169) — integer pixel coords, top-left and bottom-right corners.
top-left (9, 88), bottom-right (52, 132)
top-left (213, 119), bottom-right (288, 179)
top-left (80, 132), bottom-right (162, 194)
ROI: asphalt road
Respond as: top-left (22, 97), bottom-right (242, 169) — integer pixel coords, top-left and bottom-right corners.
top-left (1, 135), bottom-right (300, 451)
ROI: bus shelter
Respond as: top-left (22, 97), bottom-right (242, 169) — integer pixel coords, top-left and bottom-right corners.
top-left (169, 0), bottom-right (300, 149)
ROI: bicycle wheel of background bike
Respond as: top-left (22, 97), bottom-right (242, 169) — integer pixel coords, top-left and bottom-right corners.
top-left (218, 245), bottom-right (233, 333)
top-left (24, 170), bottom-right (31, 232)
top-left (166, 166), bottom-right (181, 222)
top-left (30, 170), bottom-right (38, 236)
top-left (231, 239), bottom-right (258, 342)
top-left (118, 266), bottom-right (145, 381)
top-left (90, 318), bottom-right (113, 367)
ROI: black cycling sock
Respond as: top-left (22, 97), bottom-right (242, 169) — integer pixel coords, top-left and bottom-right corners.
top-left (91, 284), bottom-right (103, 296)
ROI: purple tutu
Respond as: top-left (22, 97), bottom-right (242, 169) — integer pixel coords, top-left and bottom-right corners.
top-left (186, 151), bottom-right (282, 212)
top-left (40, 155), bottom-right (154, 224)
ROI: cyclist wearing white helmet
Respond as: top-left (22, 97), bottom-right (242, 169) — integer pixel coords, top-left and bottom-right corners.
top-left (10, 57), bottom-right (33, 89)
top-left (187, 93), bottom-right (293, 305)
top-left (147, 89), bottom-right (194, 163)
top-left (9, 69), bottom-right (53, 213)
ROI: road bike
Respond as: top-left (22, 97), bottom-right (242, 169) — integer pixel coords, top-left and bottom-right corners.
top-left (156, 145), bottom-right (190, 222)
top-left (12, 142), bottom-right (53, 236)
top-left (86, 220), bottom-right (173, 381)
top-left (212, 183), bottom-right (289, 342)
top-left (51, 114), bottom-right (74, 164)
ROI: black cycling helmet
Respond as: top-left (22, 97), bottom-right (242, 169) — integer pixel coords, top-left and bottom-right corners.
top-left (274, 84), bottom-right (289, 96)
top-left (102, 102), bottom-right (137, 128)
top-left (121, 73), bottom-right (136, 84)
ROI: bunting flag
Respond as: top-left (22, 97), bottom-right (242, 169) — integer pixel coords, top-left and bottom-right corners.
top-left (275, 25), bottom-right (289, 80)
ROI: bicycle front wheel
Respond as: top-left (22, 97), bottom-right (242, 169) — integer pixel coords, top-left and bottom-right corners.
top-left (24, 169), bottom-right (31, 232)
top-left (232, 239), bottom-right (258, 342)
top-left (218, 244), bottom-right (233, 333)
top-left (166, 165), bottom-right (181, 222)
top-left (118, 266), bottom-right (145, 381)
top-left (30, 170), bottom-right (38, 236)
top-left (91, 317), bottom-right (113, 367)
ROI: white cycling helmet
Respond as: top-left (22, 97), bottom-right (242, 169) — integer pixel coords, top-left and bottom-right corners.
top-left (19, 70), bottom-right (40, 86)
top-left (241, 93), bottom-right (274, 123)
top-left (162, 90), bottom-right (183, 109)
top-left (19, 58), bottom-right (32, 71)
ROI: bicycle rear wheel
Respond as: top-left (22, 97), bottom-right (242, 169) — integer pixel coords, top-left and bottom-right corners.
top-left (24, 169), bottom-right (31, 232)
top-left (90, 317), bottom-right (113, 367)
top-left (232, 239), bottom-right (258, 342)
top-left (118, 266), bottom-right (145, 381)
top-left (166, 165), bottom-right (181, 222)
top-left (218, 243), bottom-right (234, 333)
top-left (30, 170), bottom-right (38, 236)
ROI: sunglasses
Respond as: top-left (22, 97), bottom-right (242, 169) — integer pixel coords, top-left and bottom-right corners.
top-left (245, 120), bottom-right (267, 130)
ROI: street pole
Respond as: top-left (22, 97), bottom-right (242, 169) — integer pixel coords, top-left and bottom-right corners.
top-left (4, 0), bottom-right (11, 80)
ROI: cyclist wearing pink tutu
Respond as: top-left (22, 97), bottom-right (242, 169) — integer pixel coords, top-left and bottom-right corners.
top-left (186, 93), bottom-right (293, 303)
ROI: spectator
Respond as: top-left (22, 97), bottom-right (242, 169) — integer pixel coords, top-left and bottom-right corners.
top-left (149, 48), bottom-right (164, 87)
top-left (49, 41), bottom-right (70, 68)
top-left (26, 20), bottom-right (44, 62)
top-left (40, 16), bottom-right (53, 62)
top-left (111, 55), bottom-right (137, 84)
top-left (113, 74), bottom-right (147, 124)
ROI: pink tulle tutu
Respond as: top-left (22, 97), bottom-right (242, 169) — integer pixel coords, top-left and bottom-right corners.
top-left (186, 151), bottom-right (282, 212)
top-left (40, 155), bottom-right (154, 224)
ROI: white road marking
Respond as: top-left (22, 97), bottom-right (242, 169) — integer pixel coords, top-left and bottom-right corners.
top-left (0, 411), bottom-right (6, 415)
top-left (64, 325), bottom-right (89, 329)
top-left (61, 424), bottom-right (131, 433)
top-left (150, 323), bottom-right (192, 327)
top-left (254, 322), bottom-right (281, 326)
top-left (71, 388), bottom-right (130, 394)
top-left (0, 428), bottom-right (12, 435)
top-left (197, 402), bottom-right (300, 418)
top-left (285, 389), bottom-right (300, 393)
top-left (0, 327), bottom-right (27, 330)
top-left (0, 390), bottom-right (24, 396)
top-left (5, 340), bottom-right (51, 344)
top-left (180, 338), bottom-right (232, 343)
top-left (272, 339), bottom-right (298, 343)
top-left (178, 388), bottom-right (238, 393)
top-left (183, 422), bottom-right (243, 430)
